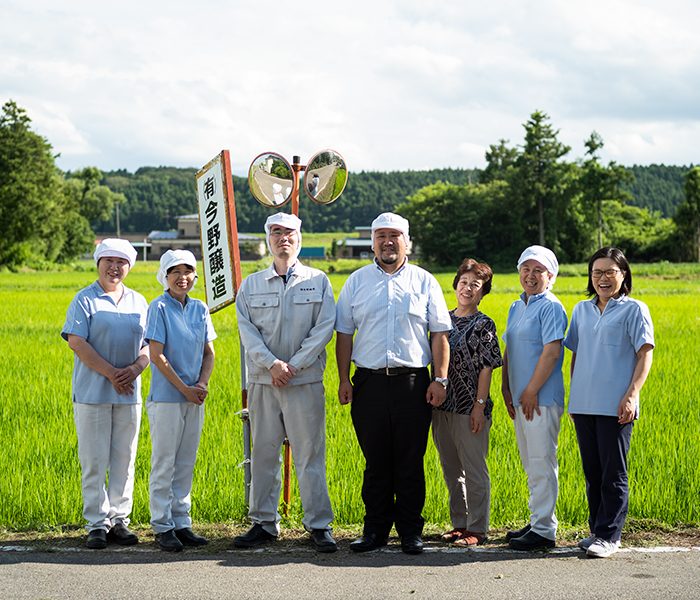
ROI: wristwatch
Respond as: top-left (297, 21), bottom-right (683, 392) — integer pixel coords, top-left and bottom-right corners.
top-left (434, 377), bottom-right (448, 389)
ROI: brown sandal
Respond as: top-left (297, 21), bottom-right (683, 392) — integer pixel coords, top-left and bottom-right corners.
top-left (453, 532), bottom-right (487, 547)
top-left (440, 528), bottom-right (467, 543)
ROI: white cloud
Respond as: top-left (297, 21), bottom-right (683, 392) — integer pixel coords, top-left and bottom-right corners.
top-left (1, 0), bottom-right (698, 173)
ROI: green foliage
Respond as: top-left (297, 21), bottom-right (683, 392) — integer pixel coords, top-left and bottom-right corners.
top-left (0, 101), bottom-right (115, 267)
top-left (398, 180), bottom-right (514, 267)
top-left (98, 167), bottom-right (479, 234)
top-left (514, 110), bottom-right (572, 247)
top-left (673, 167), bottom-right (700, 261)
top-left (0, 100), bottom-right (68, 265)
top-left (402, 112), bottom-right (681, 267)
top-left (625, 164), bottom-right (691, 217)
top-left (578, 132), bottom-right (634, 248)
top-left (1, 264), bottom-right (698, 529)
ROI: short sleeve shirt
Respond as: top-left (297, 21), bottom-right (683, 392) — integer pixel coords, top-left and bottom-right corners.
top-left (564, 295), bottom-right (654, 417)
top-left (62, 282), bottom-right (148, 405)
top-left (502, 290), bottom-right (567, 407)
top-left (437, 310), bottom-right (503, 416)
top-left (335, 260), bottom-right (452, 369)
top-left (145, 292), bottom-right (217, 403)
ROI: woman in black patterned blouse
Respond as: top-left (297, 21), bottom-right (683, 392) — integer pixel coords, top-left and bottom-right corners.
top-left (432, 258), bottom-right (503, 546)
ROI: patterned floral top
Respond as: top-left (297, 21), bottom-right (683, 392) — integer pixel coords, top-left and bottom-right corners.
top-left (437, 310), bottom-right (503, 416)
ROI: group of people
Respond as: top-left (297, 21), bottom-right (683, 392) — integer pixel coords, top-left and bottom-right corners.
top-left (63, 211), bottom-right (654, 559)
top-left (63, 240), bottom-right (216, 552)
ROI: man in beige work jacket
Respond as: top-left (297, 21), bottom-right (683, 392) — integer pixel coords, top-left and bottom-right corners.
top-left (234, 212), bottom-right (337, 552)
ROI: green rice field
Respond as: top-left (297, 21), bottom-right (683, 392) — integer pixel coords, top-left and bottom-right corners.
top-left (1, 259), bottom-right (698, 532)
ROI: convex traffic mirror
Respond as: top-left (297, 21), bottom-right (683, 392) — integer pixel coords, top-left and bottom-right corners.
top-left (303, 149), bottom-right (348, 205)
top-left (248, 149), bottom-right (348, 208)
top-left (248, 152), bottom-right (294, 207)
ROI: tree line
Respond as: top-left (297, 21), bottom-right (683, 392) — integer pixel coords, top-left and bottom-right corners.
top-left (1, 99), bottom-right (698, 267)
top-left (399, 111), bottom-right (699, 266)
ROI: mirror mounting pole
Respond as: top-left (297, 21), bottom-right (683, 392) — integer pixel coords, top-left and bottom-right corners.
top-left (291, 155), bottom-right (306, 217)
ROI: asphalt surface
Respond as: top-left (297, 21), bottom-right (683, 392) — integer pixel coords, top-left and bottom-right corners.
top-left (1, 543), bottom-right (699, 599)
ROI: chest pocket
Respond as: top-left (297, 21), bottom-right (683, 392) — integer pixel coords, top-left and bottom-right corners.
top-left (519, 316), bottom-right (542, 342)
top-left (600, 323), bottom-right (623, 346)
top-left (406, 294), bottom-right (428, 323)
top-left (249, 294), bottom-right (280, 309)
top-left (293, 292), bottom-right (323, 305)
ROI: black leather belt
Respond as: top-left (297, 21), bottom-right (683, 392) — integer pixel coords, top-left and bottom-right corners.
top-left (356, 366), bottom-right (426, 377)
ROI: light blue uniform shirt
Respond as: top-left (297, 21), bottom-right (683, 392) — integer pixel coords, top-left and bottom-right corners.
top-left (335, 260), bottom-right (452, 369)
top-left (502, 290), bottom-right (567, 407)
top-left (62, 282), bottom-right (148, 405)
top-left (564, 295), bottom-right (654, 417)
top-left (145, 292), bottom-right (217, 403)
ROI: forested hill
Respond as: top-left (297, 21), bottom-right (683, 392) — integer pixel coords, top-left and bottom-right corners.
top-left (98, 164), bottom-right (690, 234)
top-left (624, 164), bottom-right (691, 217)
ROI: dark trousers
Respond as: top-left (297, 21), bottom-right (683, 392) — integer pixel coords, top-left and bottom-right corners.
top-left (573, 414), bottom-right (633, 542)
top-left (350, 368), bottom-right (432, 538)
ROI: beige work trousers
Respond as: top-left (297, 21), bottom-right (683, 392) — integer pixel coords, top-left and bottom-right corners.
top-left (431, 409), bottom-right (491, 535)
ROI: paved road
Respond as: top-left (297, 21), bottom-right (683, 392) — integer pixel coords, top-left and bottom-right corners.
top-left (1, 544), bottom-right (699, 599)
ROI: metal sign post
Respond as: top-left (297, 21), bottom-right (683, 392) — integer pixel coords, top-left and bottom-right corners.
top-left (195, 150), bottom-right (251, 503)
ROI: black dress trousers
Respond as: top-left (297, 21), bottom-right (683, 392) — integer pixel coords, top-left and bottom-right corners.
top-left (350, 367), bottom-right (432, 538)
top-left (573, 414), bottom-right (634, 542)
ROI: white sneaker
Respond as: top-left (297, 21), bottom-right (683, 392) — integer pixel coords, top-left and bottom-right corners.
top-left (586, 538), bottom-right (621, 558)
top-left (577, 535), bottom-right (596, 550)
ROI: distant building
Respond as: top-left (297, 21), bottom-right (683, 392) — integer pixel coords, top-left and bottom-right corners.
top-left (335, 226), bottom-right (373, 259)
top-left (335, 225), bottom-right (414, 259)
top-left (148, 214), bottom-right (266, 260)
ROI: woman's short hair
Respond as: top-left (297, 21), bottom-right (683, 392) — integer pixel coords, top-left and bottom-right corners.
top-left (587, 247), bottom-right (633, 297)
top-left (452, 258), bottom-right (494, 296)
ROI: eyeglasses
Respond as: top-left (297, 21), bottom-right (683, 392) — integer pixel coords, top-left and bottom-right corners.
top-left (591, 268), bottom-right (622, 279)
top-left (458, 280), bottom-right (483, 291)
top-left (269, 229), bottom-right (297, 238)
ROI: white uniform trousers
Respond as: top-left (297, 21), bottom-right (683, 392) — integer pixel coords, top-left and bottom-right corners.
top-left (514, 404), bottom-right (563, 540)
top-left (147, 401), bottom-right (204, 533)
top-left (73, 402), bottom-right (141, 532)
top-left (248, 382), bottom-right (333, 534)
top-left (431, 410), bottom-right (491, 534)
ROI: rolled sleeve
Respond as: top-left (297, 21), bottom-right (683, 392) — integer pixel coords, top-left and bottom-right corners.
top-left (426, 276), bottom-right (452, 333)
top-left (630, 302), bottom-right (655, 352)
top-left (540, 300), bottom-right (567, 345)
top-left (61, 297), bottom-right (90, 341)
top-left (563, 306), bottom-right (579, 352)
top-left (145, 301), bottom-right (167, 345)
top-left (334, 278), bottom-right (356, 335)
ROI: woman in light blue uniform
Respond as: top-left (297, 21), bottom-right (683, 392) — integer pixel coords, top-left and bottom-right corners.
top-left (62, 238), bottom-right (149, 549)
top-left (565, 247), bottom-right (654, 558)
top-left (146, 249), bottom-right (216, 552)
top-left (501, 245), bottom-right (567, 551)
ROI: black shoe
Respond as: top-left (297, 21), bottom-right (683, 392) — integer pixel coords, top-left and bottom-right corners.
top-left (401, 534), bottom-right (424, 555)
top-left (349, 532), bottom-right (388, 553)
top-left (505, 523), bottom-right (531, 541)
top-left (175, 527), bottom-right (209, 547)
top-left (86, 529), bottom-right (107, 549)
top-left (108, 523), bottom-right (138, 546)
top-left (233, 524), bottom-right (277, 549)
top-left (156, 529), bottom-right (184, 552)
top-left (509, 529), bottom-right (555, 551)
top-left (310, 529), bottom-right (337, 553)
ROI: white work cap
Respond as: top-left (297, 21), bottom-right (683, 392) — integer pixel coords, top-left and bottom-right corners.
top-left (370, 212), bottom-right (410, 244)
top-left (264, 212), bottom-right (303, 258)
top-left (94, 238), bottom-right (137, 268)
top-left (157, 249), bottom-right (197, 290)
top-left (517, 245), bottom-right (559, 288)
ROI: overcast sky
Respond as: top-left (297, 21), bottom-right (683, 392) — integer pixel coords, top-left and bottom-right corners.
top-left (2, 0), bottom-right (698, 175)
